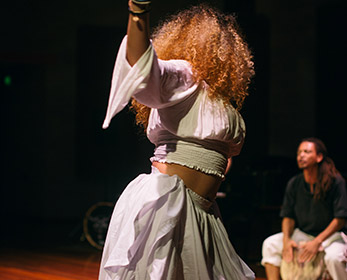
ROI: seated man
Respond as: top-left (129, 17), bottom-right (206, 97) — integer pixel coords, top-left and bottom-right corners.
top-left (261, 137), bottom-right (347, 280)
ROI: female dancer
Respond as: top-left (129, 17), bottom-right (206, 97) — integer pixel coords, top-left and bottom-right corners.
top-left (99, 1), bottom-right (255, 279)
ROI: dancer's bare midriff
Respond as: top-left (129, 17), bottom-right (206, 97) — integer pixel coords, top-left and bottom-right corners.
top-left (152, 161), bottom-right (223, 201)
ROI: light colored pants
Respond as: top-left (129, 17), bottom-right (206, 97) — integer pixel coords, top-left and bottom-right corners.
top-left (261, 229), bottom-right (347, 280)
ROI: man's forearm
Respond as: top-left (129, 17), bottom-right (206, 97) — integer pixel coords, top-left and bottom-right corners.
top-left (281, 217), bottom-right (297, 263)
top-left (282, 217), bottom-right (295, 241)
top-left (314, 217), bottom-right (345, 244)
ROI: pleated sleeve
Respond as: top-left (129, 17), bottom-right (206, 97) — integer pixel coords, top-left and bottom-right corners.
top-left (102, 36), bottom-right (198, 129)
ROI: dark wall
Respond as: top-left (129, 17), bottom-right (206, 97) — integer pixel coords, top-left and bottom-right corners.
top-left (76, 26), bottom-right (154, 199)
top-left (1, 63), bottom-right (46, 218)
top-left (316, 2), bottom-right (347, 175)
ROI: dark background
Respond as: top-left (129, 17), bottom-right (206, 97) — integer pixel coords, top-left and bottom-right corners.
top-left (1, 0), bottom-right (346, 262)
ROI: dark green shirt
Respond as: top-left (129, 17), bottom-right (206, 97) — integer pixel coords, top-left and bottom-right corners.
top-left (280, 173), bottom-right (347, 236)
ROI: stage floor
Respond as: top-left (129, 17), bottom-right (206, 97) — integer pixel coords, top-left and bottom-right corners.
top-left (0, 244), bottom-right (101, 280)
top-left (0, 243), bottom-right (266, 280)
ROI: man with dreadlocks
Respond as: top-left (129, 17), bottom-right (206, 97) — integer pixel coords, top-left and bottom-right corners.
top-left (261, 137), bottom-right (347, 280)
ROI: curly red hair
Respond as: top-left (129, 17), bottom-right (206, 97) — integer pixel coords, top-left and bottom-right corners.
top-left (131, 4), bottom-right (254, 128)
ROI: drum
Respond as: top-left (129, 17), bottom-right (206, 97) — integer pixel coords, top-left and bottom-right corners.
top-left (280, 243), bottom-right (331, 280)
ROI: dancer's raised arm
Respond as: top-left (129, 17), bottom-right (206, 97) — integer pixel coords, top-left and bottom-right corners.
top-left (126, 0), bottom-right (151, 66)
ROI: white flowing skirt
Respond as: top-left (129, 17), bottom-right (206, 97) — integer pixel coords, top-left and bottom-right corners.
top-left (99, 167), bottom-right (255, 280)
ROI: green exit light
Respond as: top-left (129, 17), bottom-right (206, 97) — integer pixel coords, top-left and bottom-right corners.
top-left (4, 75), bottom-right (12, 86)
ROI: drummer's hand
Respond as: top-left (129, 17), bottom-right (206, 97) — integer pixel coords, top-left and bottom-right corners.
top-left (282, 239), bottom-right (297, 263)
top-left (298, 239), bottom-right (321, 263)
